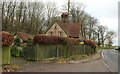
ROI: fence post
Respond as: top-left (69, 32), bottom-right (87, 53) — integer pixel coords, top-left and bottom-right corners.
top-left (83, 44), bottom-right (85, 54)
top-left (66, 45), bottom-right (68, 58)
top-left (56, 44), bottom-right (59, 58)
top-left (36, 44), bottom-right (38, 61)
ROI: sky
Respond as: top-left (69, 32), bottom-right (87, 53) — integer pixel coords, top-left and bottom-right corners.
top-left (41, 0), bottom-right (119, 46)
top-left (80, 0), bottom-right (119, 46)
top-left (3, 0), bottom-right (119, 45)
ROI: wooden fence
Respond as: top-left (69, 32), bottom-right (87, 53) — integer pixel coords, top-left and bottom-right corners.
top-left (24, 44), bottom-right (95, 61)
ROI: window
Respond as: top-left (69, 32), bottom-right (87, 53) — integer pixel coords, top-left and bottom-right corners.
top-left (58, 31), bottom-right (62, 36)
top-left (55, 25), bottom-right (57, 29)
top-left (50, 32), bottom-right (53, 36)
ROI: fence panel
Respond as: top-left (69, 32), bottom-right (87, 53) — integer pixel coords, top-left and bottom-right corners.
top-left (24, 44), bottom-right (95, 61)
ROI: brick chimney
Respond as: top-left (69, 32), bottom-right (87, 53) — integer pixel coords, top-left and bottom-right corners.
top-left (61, 12), bottom-right (68, 23)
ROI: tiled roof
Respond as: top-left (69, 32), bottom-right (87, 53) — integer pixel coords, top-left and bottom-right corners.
top-left (15, 32), bottom-right (34, 41)
top-left (45, 21), bottom-right (81, 38)
top-left (62, 23), bottom-right (81, 38)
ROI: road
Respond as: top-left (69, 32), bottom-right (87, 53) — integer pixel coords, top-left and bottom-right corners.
top-left (19, 59), bottom-right (110, 72)
top-left (11, 49), bottom-right (119, 72)
top-left (16, 51), bottom-right (110, 72)
top-left (102, 49), bottom-right (119, 72)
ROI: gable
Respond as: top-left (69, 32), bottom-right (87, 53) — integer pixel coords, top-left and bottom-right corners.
top-left (14, 34), bottom-right (23, 42)
top-left (14, 32), bottom-right (34, 42)
top-left (46, 22), bottom-right (68, 37)
top-left (45, 21), bottom-right (82, 38)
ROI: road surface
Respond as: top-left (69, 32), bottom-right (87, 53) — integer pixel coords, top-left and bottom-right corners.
top-left (19, 59), bottom-right (110, 72)
top-left (11, 49), bottom-right (119, 72)
top-left (102, 49), bottom-right (118, 72)
top-left (15, 51), bottom-right (110, 72)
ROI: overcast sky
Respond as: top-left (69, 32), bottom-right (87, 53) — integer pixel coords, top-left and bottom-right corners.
top-left (39, 0), bottom-right (119, 45)
top-left (81, 0), bottom-right (119, 45)
top-left (41, 0), bottom-right (119, 45)
top-left (3, 0), bottom-right (119, 45)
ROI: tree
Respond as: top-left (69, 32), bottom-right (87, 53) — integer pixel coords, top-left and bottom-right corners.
top-left (62, 2), bottom-right (88, 39)
top-left (98, 25), bottom-right (108, 47)
top-left (2, 2), bottom-right (12, 31)
top-left (70, 2), bottom-right (85, 22)
top-left (95, 25), bottom-right (101, 47)
top-left (27, 2), bottom-right (45, 34)
top-left (2, 2), bottom-right (45, 34)
top-left (62, 1), bottom-right (100, 40)
top-left (106, 31), bottom-right (116, 47)
top-left (86, 16), bottom-right (98, 40)
top-left (45, 2), bottom-right (58, 25)
top-left (62, 2), bottom-right (85, 23)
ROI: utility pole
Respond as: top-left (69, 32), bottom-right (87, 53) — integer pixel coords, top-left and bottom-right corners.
top-left (68, 0), bottom-right (70, 15)
top-left (67, 0), bottom-right (70, 22)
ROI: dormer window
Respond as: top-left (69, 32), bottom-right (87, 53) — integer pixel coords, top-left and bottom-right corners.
top-left (55, 25), bottom-right (57, 29)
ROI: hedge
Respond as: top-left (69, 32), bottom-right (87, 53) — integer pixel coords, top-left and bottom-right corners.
top-left (33, 35), bottom-right (79, 45)
top-left (33, 35), bottom-right (96, 47)
top-left (2, 31), bottom-right (14, 46)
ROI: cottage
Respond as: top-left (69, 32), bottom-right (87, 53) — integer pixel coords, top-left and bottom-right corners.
top-left (45, 13), bottom-right (82, 39)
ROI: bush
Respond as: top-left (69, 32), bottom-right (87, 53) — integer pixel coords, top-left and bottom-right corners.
top-left (11, 45), bottom-right (19, 57)
top-left (84, 40), bottom-right (96, 47)
top-left (19, 49), bottom-right (24, 57)
top-left (14, 37), bottom-right (21, 46)
top-left (2, 31), bottom-right (14, 46)
top-left (11, 36), bottom-right (24, 57)
top-left (27, 38), bottom-right (34, 46)
top-left (11, 45), bottom-right (23, 57)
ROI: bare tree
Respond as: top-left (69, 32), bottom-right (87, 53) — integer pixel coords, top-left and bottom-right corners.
top-left (94, 25), bottom-right (101, 47)
top-left (98, 25), bottom-right (108, 47)
top-left (2, 2), bottom-right (45, 34)
top-left (70, 2), bottom-right (85, 22)
top-left (2, 2), bottom-right (12, 31)
top-left (106, 31), bottom-right (116, 47)
top-left (45, 2), bottom-right (58, 25)
top-left (26, 2), bottom-right (45, 34)
top-left (86, 16), bottom-right (98, 39)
